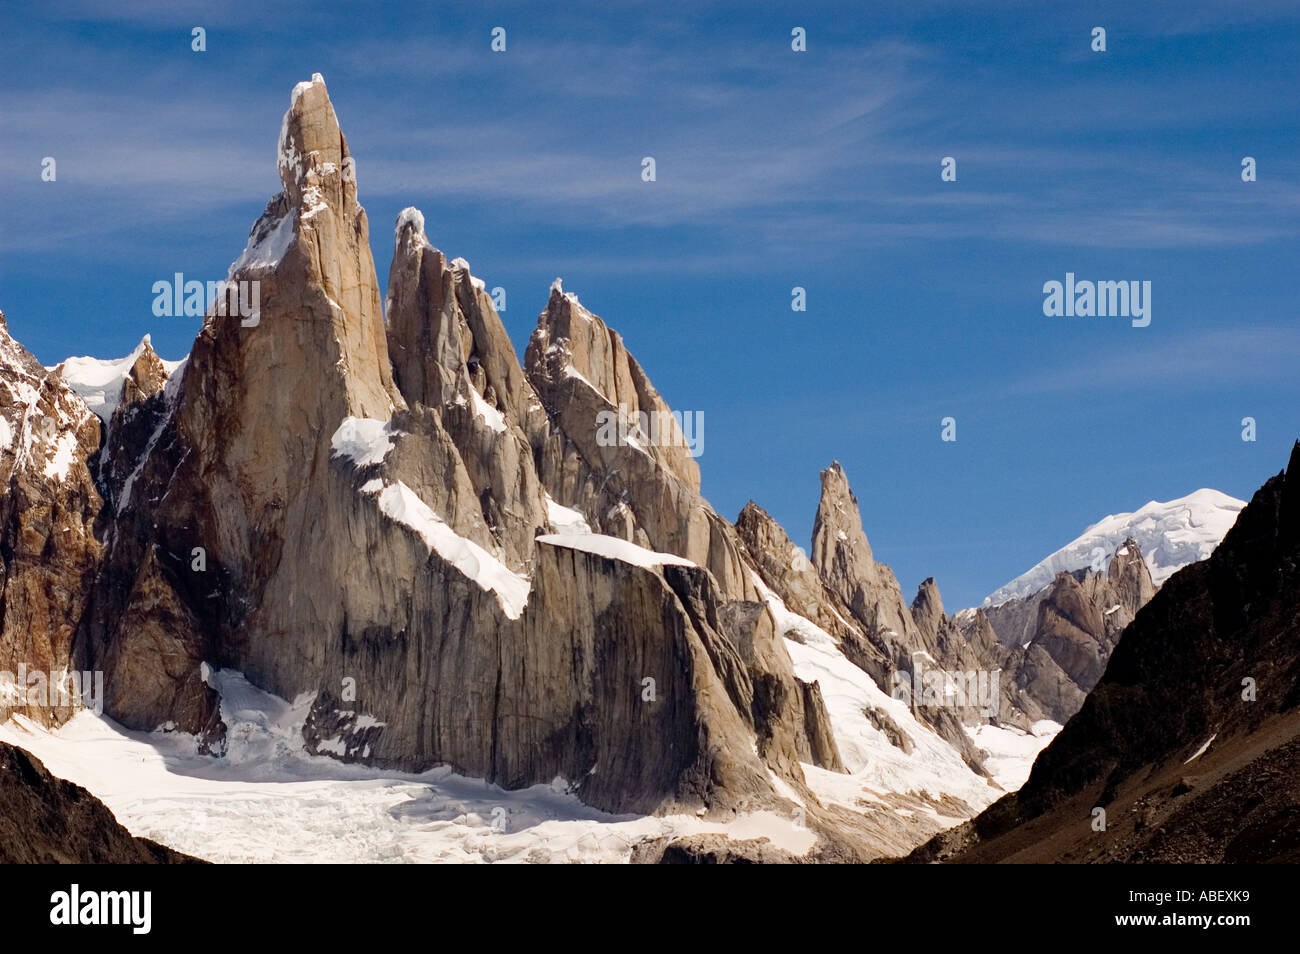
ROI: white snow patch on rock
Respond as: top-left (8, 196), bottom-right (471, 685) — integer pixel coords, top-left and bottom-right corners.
top-left (42, 430), bottom-right (78, 481)
top-left (330, 417), bottom-right (400, 467)
top-left (229, 210), bottom-right (297, 277)
top-left (449, 258), bottom-right (486, 292)
top-left (544, 494), bottom-right (591, 535)
top-left (537, 533), bottom-right (695, 570)
top-left (750, 573), bottom-right (1002, 817)
top-left (290, 72), bottom-right (325, 107)
top-left (50, 336), bottom-right (183, 422)
top-left (550, 276), bottom-right (581, 306)
top-left (366, 480), bottom-right (530, 620)
top-left (963, 720), bottom-right (1061, 792)
top-left (1184, 733), bottom-right (1217, 764)
top-left (395, 207), bottom-right (428, 253)
top-left (469, 388), bottom-right (506, 433)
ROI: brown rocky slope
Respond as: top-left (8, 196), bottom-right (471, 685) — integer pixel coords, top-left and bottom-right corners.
top-left (0, 740), bottom-right (200, 863)
top-left (906, 442), bottom-right (1300, 863)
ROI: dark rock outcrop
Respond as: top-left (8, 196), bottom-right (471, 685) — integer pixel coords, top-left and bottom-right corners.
top-left (907, 443), bottom-right (1300, 863)
top-left (0, 740), bottom-right (201, 863)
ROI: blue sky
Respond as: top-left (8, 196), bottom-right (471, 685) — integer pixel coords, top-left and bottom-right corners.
top-left (2, 0), bottom-right (1298, 608)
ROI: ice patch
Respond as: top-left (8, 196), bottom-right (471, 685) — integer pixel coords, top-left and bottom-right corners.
top-left (41, 430), bottom-right (78, 480)
top-left (563, 363), bottom-right (596, 389)
top-left (469, 388), bottom-right (506, 433)
top-left (330, 417), bottom-right (399, 467)
top-left (537, 533), bottom-right (695, 570)
top-left (365, 480), bottom-right (530, 620)
top-left (0, 690), bottom-right (818, 864)
top-left (544, 494), bottom-right (591, 535)
top-left (229, 211), bottom-right (297, 277)
top-left (1184, 733), bottom-right (1217, 764)
top-left (450, 258), bottom-right (487, 293)
top-left (395, 207), bottom-right (428, 255)
top-left (964, 720), bottom-right (1062, 791)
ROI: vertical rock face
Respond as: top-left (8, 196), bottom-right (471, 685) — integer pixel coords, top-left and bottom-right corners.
top-left (76, 73), bottom-right (406, 741)
top-left (525, 285), bottom-right (754, 600)
top-left (62, 76), bottom-right (846, 824)
top-left (95, 337), bottom-right (177, 514)
top-left (120, 339), bottom-right (169, 407)
top-left (384, 210), bottom-right (548, 568)
top-left (812, 462), bottom-right (909, 636)
top-left (528, 283), bottom-right (700, 492)
top-left (0, 313), bottom-right (103, 726)
top-left (736, 500), bottom-right (876, 650)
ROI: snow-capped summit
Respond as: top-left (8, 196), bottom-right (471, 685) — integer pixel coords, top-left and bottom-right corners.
top-left (48, 336), bottom-right (184, 422)
top-left (983, 488), bottom-right (1246, 608)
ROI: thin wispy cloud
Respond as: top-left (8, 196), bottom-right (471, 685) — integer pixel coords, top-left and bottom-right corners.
top-left (1006, 326), bottom-right (1300, 397)
top-left (3, 0), bottom-right (1297, 612)
top-left (3, 10), bottom-right (1297, 264)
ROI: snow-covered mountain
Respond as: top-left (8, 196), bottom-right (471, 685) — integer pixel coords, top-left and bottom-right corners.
top-left (2, 72), bottom-right (1240, 860)
top-left (48, 335), bottom-right (185, 422)
top-left (982, 489), bottom-right (1246, 609)
top-left (0, 74), bottom-right (1078, 863)
top-left (912, 444), bottom-right (1300, 864)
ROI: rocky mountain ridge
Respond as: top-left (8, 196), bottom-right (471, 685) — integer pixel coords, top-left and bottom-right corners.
top-left (0, 74), bottom-right (1243, 861)
top-left (907, 442), bottom-right (1300, 863)
top-left (955, 538), bottom-right (1156, 723)
top-left (952, 488), bottom-right (1244, 727)
top-left (982, 488), bottom-right (1244, 609)
top-left (0, 738), bottom-right (200, 863)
